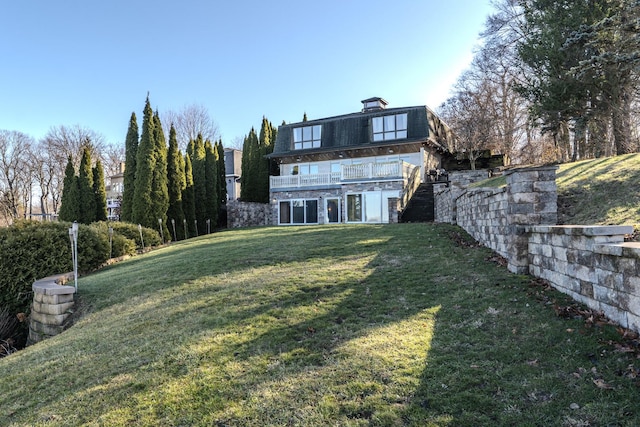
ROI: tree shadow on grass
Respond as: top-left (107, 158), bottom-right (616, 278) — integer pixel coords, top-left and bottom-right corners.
top-left (1, 223), bottom-right (508, 426)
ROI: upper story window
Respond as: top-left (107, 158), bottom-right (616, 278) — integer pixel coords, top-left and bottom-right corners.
top-left (372, 113), bottom-right (408, 142)
top-left (293, 125), bottom-right (321, 149)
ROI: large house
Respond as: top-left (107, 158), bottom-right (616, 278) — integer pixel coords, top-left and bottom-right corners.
top-left (268, 97), bottom-right (455, 225)
top-left (106, 164), bottom-right (125, 221)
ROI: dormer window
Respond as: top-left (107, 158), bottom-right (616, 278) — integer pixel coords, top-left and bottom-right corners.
top-left (293, 125), bottom-right (321, 149)
top-left (372, 113), bottom-right (408, 141)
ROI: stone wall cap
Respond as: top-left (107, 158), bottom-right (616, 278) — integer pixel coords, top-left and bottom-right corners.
top-left (526, 224), bottom-right (634, 236)
top-left (33, 272), bottom-right (76, 295)
top-left (503, 164), bottom-right (559, 176)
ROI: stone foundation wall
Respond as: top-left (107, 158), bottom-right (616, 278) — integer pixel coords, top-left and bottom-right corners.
top-left (28, 273), bottom-right (75, 345)
top-left (527, 225), bottom-right (640, 331)
top-left (226, 201), bottom-right (272, 228)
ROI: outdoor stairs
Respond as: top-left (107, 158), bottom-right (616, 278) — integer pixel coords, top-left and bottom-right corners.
top-left (400, 183), bottom-right (435, 223)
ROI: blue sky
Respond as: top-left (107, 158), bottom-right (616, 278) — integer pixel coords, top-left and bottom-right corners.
top-left (0, 1), bottom-right (494, 148)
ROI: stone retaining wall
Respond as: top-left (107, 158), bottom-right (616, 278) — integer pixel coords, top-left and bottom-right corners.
top-left (28, 273), bottom-right (75, 345)
top-left (450, 166), bottom-right (558, 273)
top-left (527, 225), bottom-right (640, 331)
top-left (226, 201), bottom-right (272, 228)
top-left (434, 164), bottom-right (640, 333)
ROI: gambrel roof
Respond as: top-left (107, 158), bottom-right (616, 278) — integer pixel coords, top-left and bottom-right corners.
top-left (269, 103), bottom-right (455, 163)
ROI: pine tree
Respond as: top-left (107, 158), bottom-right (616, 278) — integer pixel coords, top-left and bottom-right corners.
top-left (167, 124), bottom-right (185, 240)
top-left (120, 112), bottom-right (138, 222)
top-left (93, 159), bottom-right (108, 222)
top-left (58, 156), bottom-right (79, 222)
top-left (132, 96), bottom-right (156, 228)
top-left (182, 154), bottom-right (196, 237)
top-left (204, 140), bottom-right (218, 231)
top-left (152, 111), bottom-right (169, 239)
top-left (78, 145), bottom-right (96, 224)
top-left (188, 134), bottom-right (207, 235)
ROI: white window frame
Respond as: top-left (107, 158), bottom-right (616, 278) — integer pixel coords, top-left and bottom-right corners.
top-left (293, 125), bottom-right (322, 150)
top-left (372, 113), bottom-right (408, 142)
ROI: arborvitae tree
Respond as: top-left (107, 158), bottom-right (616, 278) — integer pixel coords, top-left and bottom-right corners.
top-left (152, 111), bottom-right (169, 239)
top-left (182, 154), bottom-right (196, 237)
top-left (256, 117), bottom-right (273, 203)
top-left (215, 139), bottom-right (227, 205)
top-left (120, 112), bottom-right (138, 222)
top-left (58, 155), bottom-right (79, 222)
top-left (188, 134), bottom-right (207, 235)
top-left (78, 145), bottom-right (96, 224)
top-left (240, 128), bottom-right (259, 201)
top-left (93, 159), bottom-right (108, 222)
top-left (132, 96), bottom-right (156, 229)
top-left (167, 124), bottom-right (185, 240)
top-left (204, 140), bottom-right (219, 230)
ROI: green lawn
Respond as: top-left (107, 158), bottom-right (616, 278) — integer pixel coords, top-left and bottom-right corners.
top-left (556, 153), bottom-right (640, 226)
top-left (2, 224), bottom-right (639, 426)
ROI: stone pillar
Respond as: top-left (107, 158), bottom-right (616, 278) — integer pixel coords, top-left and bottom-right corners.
top-left (28, 273), bottom-right (75, 345)
top-left (504, 165), bottom-right (558, 274)
top-left (388, 197), bottom-right (400, 223)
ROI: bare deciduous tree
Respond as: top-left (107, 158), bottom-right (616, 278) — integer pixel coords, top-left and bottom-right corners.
top-left (162, 103), bottom-right (220, 151)
top-left (0, 130), bottom-right (34, 223)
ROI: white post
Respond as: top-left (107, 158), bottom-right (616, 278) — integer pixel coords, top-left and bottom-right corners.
top-left (71, 222), bottom-right (78, 292)
top-left (138, 224), bottom-right (145, 251)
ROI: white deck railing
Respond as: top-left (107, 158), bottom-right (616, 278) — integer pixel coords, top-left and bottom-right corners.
top-left (270, 161), bottom-right (417, 189)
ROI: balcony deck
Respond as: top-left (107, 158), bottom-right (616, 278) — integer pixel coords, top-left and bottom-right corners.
top-left (270, 161), bottom-right (417, 190)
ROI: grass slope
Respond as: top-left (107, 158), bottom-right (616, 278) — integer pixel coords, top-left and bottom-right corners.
top-left (556, 153), bottom-right (640, 226)
top-left (2, 224), bottom-right (639, 426)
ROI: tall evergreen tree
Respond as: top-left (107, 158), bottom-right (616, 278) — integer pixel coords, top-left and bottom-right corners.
top-left (256, 117), bottom-right (275, 203)
top-left (188, 134), bottom-right (207, 235)
top-left (167, 124), bottom-right (186, 240)
top-left (120, 112), bottom-right (138, 222)
top-left (58, 155), bottom-right (79, 222)
top-left (182, 154), bottom-right (196, 237)
top-left (215, 139), bottom-right (227, 205)
top-left (240, 128), bottom-right (259, 201)
top-left (152, 111), bottom-right (169, 239)
top-left (78, 145), bottom-right (96, 224)
top-left (93, 159), bottom-right (108, 222)
top-left (204, 140), bottom-right (219, 230)
top-left (132, 96), bottom-right (156, 228)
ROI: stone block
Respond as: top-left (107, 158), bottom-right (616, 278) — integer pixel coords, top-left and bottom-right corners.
top-left (32, 301), bottom-right (74, 316)
top-left (508, 181), bottom-right (534, 194)
top-left (30, 310), bottom-right (71, 326)
top-left (599, 302), bottom-right (628, 329)
top-left (30, 320), bottom-right (65, 336)
top-left (533, 181), bottom-right (557, 192)
top-left (627, 312), bottom-right (640, 333)
top-left (32, 282), bottom-right (75, 296)
top-left (34, 292), bottom-right (74, 305)
top-left (578, 280), bottom-right (593, 298)
top-left (622, 276), bottom-right (640, 296)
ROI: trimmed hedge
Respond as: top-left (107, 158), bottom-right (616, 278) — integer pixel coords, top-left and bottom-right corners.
top-left (0, 220), bottom-right (162, 317)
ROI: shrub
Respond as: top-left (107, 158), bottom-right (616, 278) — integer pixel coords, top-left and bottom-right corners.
top-left (0, 221), bottom-right (108, 316)
top-left (108, 222), bottom-right (163, 249)
top-left (90, 222), bottom-right (137, 258)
